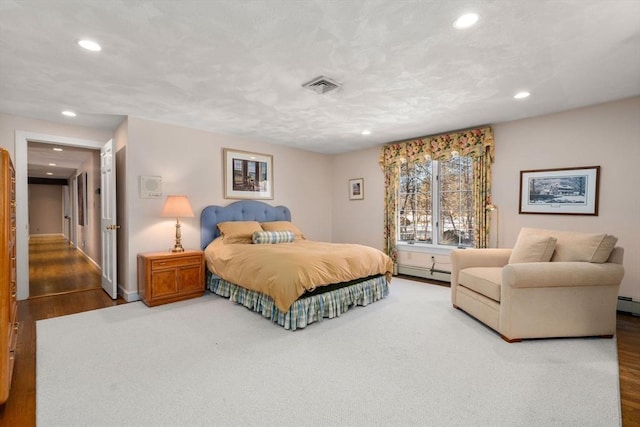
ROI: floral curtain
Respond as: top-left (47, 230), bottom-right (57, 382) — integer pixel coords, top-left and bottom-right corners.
top-left (378, 126), bottom-right (495, 262)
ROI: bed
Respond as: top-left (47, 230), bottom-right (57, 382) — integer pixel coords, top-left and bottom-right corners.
top-left (201, 200), bottom-right (392, 330)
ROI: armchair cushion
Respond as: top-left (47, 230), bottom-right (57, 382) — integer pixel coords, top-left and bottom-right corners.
top-left (458, 267), bottom-right (502, 302)
top-left (519, 228), bottom-right (617, 263)
top-left (508, 232), bottom-right (557, 264)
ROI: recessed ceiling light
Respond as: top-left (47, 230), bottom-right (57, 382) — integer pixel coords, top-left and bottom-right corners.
top-left (453, 13), bottom-right (479, 29)
top-left (361, 130), bottom-right (371, 136)
top-left (46, 172), bottom-right (53, 176)
top-left (48, 163), bottom-right (56, 166)
top-left (62, 110), bottom-right (76, 117)
top-left (53, 147), bottom-right (63, 152)
top-left (514, 91), bottom-right (531, 99)
top-left (78, 39), bottom-right (101, 52)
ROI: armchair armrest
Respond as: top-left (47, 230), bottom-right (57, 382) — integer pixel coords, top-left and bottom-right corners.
top-left (450, 249), bottom-right (512, 303)
top-left (502, 262), bottom-right (624, 289)
top-left (451, 249), bottom-right (512, 283)
top-left (499, 261), bottom-right (624, 340)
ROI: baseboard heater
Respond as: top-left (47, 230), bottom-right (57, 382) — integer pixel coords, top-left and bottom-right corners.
top-left (397, 264), bottom-right (451, 283)
top-left (617, 296), bottom-right (640, 316)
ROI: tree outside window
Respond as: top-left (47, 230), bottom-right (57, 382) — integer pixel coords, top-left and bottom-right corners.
top-left (398, 156), bottom-right (474, 247)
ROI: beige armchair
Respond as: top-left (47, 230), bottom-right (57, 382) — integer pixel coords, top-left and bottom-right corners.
top-left (451, 228), bottom-right (625, 342)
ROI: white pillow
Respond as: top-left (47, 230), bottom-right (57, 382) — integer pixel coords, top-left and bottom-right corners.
top-left (509, 232), bottom-right (557, 264)
top-left (518, 228), bottom-right (617, 263)
top-left (589, 235), bottom-right (619, 263)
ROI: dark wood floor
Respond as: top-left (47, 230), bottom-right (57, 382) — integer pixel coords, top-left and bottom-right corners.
top-left (29, 235), bottom-right (101, 297)
top-left (0, 253), bottom-right (638, 425)
top-left (618, 312), bottom-right (640, 427)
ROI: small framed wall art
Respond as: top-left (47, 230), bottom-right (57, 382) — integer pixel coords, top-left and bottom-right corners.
top-left (223, 148), bottom-right (274, 199)
top-left (77, 172), bottom-right (87, 225)
top-left (349, 178), bottom-right (364, 200)
top-left (519, 166), bottom-right (600, 215)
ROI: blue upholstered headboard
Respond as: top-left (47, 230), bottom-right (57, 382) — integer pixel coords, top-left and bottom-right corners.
top-left (200, 200), bottom-right (292, 249)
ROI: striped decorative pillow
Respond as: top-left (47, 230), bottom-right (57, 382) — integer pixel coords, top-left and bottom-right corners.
top-left (252, 230), bottom-right (295, 244)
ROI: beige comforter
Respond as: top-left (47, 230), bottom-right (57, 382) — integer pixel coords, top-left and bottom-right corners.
top-left (205, 238), bottom-right (393, 312)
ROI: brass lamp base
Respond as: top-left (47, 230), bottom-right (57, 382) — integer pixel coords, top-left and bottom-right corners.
top-left (171, 219), bottom-right (185, 253)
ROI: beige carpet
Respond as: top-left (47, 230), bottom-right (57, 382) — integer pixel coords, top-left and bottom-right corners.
top-left (37, 278), bottom-right (620, 426)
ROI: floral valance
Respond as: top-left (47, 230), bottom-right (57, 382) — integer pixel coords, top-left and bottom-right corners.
top-left (378, 126), bottom-right (494, 169)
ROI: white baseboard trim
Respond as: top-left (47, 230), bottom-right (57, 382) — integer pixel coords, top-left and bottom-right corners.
top-left (77, 248), bottom-right (101, 271)
top-left (398, 264), bottom-right (451, 283)
top-left (119, 284), bottom-right (140, 302)
top-left (617, 297), bottom-right (640, 316)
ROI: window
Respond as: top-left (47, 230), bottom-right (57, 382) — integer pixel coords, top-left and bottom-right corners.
top-left (379, 126), bottom-right (493, 256)
top-left (398, 156), bottom-right (474, 247)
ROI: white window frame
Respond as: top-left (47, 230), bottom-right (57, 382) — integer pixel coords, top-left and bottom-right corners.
top-left (397, 157), bottom-right (474, 253)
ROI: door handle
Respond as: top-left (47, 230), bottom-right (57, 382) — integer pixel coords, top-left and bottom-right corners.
top-left (106, 224), bottom-right (121, 230)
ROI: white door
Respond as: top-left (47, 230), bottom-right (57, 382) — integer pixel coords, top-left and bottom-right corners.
top-left (100, 139), bottom-right (118, 299)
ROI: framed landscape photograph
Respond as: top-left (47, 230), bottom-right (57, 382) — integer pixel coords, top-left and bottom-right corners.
top-left (519, 166), bottom-right (600, 215)
top-left (349, 178), bottom-right (364, 200)
top-left (223, 148), bottom-right (273, 199)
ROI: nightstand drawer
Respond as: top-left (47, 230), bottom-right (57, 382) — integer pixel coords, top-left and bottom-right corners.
top-left (151, 256), bottom-right (201, 270)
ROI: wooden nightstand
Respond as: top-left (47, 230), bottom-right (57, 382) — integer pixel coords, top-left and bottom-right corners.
top-left (137, 250), bottom-right (205, 307)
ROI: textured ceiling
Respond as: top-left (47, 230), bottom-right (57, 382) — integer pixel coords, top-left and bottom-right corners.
top-left (1, 0), bottom-right (639, 160)
top-left (27, 142), bottom-right (96, 179)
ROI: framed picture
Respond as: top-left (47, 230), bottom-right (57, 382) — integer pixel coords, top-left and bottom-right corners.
top-left (77, 172), bottom-right (88, 225)
top-left (349, 178), bottom-right (364, 200)
top-left (519, 166), bottom-right (600, 215)
top-left (223, 148), bottom-right (273, 199)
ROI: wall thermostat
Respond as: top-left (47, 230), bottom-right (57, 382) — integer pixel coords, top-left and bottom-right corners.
top-left (140, 176), bottom-right (163, 199)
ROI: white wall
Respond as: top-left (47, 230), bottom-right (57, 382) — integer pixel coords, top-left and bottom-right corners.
top-left (3, 97), bottom-right (638, 302)
top-left (333, 97), bottom-right (640, 301)
top-left (76, 150), bottom-right (102, 265)
top-left (331, 146), bottom-right (385, 249)
top-left (492, 97), bottom-right (640, 300)
top-left (120, 117), bottom-right (333, 299)
top-left (0, 113), bottom-right (112, 161)
top-left (28, 184), bottom-right (63, 234)
top-left (0, 113), bottom-right (333, 301)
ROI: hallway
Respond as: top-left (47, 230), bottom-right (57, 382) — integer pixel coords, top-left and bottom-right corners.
top-left (29, 235), bottom-right (101, 298)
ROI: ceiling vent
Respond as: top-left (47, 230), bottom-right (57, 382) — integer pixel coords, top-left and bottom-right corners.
top-left (302, 75), bottom-right (342, 94)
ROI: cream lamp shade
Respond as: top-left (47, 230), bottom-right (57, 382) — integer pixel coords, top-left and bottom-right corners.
top-left (162, 195), bottom-right (194, 252)
top-left (162, 195), bottom-right (195, 219)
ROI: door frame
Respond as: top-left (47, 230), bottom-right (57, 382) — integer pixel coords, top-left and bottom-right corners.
top-left (15, 131), bottom-right (107, 300)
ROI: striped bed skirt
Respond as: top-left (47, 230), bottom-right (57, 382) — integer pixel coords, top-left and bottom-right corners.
top-left (206, 273), bottom-right (390, 330)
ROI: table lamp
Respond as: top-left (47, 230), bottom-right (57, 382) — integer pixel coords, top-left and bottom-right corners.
top-left (161, 195), bottom-right (194, 252)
